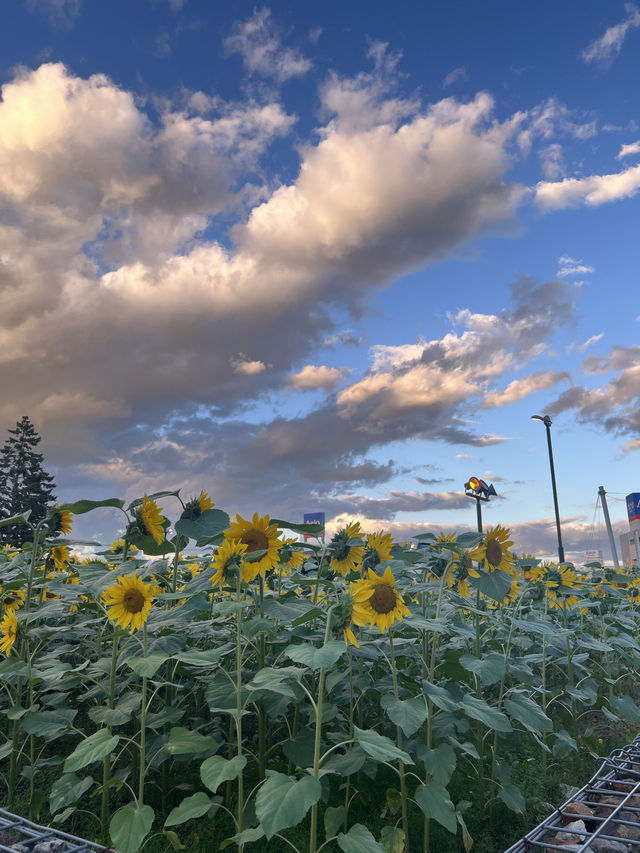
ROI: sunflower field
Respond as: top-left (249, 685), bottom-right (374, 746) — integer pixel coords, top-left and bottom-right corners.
top-left (1, 492), bottom-right (640, 853)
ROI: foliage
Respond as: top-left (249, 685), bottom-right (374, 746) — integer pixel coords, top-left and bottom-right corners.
top-left (0, 493), bottom-right (639, 853)
top-left (0, 415), bottom-right (56, 547)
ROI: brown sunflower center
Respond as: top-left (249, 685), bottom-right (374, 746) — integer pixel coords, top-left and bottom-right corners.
top-left (240, 529), bottom-right (269, 555)
top-left (369, 583), bottom-right (396, 614)
top-left (485, 539), bottom-right (503, 567)
top-left (123, 589), bottom-right (145, 613)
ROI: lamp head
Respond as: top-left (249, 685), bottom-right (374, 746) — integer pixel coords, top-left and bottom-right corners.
top-left (465, 477), bottom-right (497, 500)
top-left (531, 414), bottom-right (552, 427)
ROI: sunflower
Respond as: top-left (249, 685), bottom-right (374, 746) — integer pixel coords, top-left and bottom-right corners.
top-left (332, 581), bottom-right (376, 647)
top-left (487, 579), bottom-right (521, 610)
top-left (627, 578), bottom-right (640, 604)
top-left (362, 531), bottom-right (394, 571)
top-left (102, 573), bottom-right (155, 632)
top-left (0, 608), bottom-right (18, 656)
top-left (211, 540), bottom-right (248, 590)
top-left (547, 589), bottom-right (580, 611)
top-left (181, 490), bottom-right (215, 521)
top-left (2, 589), bottom-right (25, 611)
top-left (110, 539), bottom-right (138, 555)
top-left (469, 525), bottom-right (515, 573)
top-left (328, 522), bottom-right (365, 577)
top-left (278, 538), bottom-right (305, 574)
top-left (135, 495), bottom-right (165, 545)
top-left (49, 506), bottom-right (73, 536)
top-left (50, 545), bottom-right (70, 571)
top-left (225, 513), bottom-right (282, 582)
top-left (360, 566), bottom-right (411, 633)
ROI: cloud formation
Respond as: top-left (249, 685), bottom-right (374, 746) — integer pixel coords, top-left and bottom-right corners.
top-left (547, 345), bottom-right (640, 439)
top-left (0, 60), bottom-right (528, 452)
top-left (581, 3), bottom-right (640, 66)
top-left (557, 255), bottom-right (595, 277)
top-left (617, 140), bottom-right (640, 158)
top-left (536, 163), bottom-right (640, 209)
top-left (482, 370), bottom-right (570, 408)
top-left (286, 365), bottom-right (348, 391)
top-left (225, 8), bottom-right (311, 82)
top-left (442, 67), bottom-right (467, 89)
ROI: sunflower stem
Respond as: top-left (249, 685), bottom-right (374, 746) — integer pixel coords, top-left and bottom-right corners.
top-left (343, 643), bottom-right (354, 830)
top-left (24, 522), bottom-right (42, 611)
top-left (423, 558), bottom-right (451, 853)
top-left (101, 634), bottom-right (119, 843)
top-left (258, 576), bottom-right (267, 780)
top-left (235, 569), bottom-right (245, 846)
top-left (138, 625), bottom-right (148, 807)
top-left (389, 631), bottom-right (409, 847)
top-left (309, 605), bottom-right (336, 853)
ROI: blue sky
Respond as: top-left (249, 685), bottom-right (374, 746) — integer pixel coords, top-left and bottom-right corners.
top-left (1, 0), bottom-right (639, 559)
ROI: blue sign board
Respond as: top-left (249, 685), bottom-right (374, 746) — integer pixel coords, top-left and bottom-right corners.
top-left (626, 493), bottom-right (640, 522)
top-left (303, 512), bottom-right (325, 541)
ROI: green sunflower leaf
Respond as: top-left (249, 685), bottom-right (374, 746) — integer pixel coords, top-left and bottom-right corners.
top-left (200, 755), bottom-right (247, 793)
top-left (461, 696), bottom-right (512, 732)
top-left (164, 792), bottom-right (213, 827)
top-left (353, 726), bottom-right (414, 765)
top-left (175, 509), bottom-right (230, 542)
top-left (255, 772), bottom-right (322, 839)
top-left (380, 695), bottom-right (428, 737)
top-left (127, 653), bottom-right (169, 678)
top-left (49, 773), bottom-right (94, 814)
top-left (166, 727), bottom-right (220, 756)
top-left (55, 499), bottom-right (125, 515)
top-left (415, 782), bottom-right (457, 834)
top-left (337, 824), bottom-right (384, 853)
top-left (109, 804), bottom-right (154, 853)
top-left (284, 640), bottom-right (346, 671)
top-left (63, 729), bottom-right (119, 773)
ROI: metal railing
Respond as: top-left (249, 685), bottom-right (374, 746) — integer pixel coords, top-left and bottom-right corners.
top-left (505, 734), bottom-right (640, 852)
top-left (0, 808), bottom-right (108, 853)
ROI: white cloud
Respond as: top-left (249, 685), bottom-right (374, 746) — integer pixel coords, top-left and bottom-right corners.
top-left (621, 439), bottom-right (640, 454)
top-left (323, 329), bottom-right (364, 348)
top-left (618, 140), bottom-right (640, 158)
top-left (442, 67), bottom-right (467, 89)
top-left (456, 454), bottom-right (472, 459)
top-left (0, 60), bottom-right (529, 519)
top-left (539, 143), bottom-right (565, 180)
top-left (231, 355), bottom-right (268, 375)
top-left (515, 98), bottom-right (597, 156)
top-left (573, 333), bottom-right (604, 352)
top-left (557, 255), bottom-right (595, 277)
top-left (225, 8), bottom-right (311, 82)
top-left (581, 3), bottom-right (640, 66)
top-left (287, 365), bottom-right (347, 391)
top-left (482, 370), bottom-right (570, 408)
top-left (536, 163), bottom-right (640, 209)
top-left (548, 345), bottom-right (640, 436)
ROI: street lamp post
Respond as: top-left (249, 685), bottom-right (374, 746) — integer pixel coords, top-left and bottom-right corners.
top-left (531, 414), bottom-right (565, 563)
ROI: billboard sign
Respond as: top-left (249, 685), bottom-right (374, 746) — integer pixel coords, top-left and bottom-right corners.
top-left (303, 512), bottom-right (325, 541)
top-left (626, 493), bottom-right (640, 522)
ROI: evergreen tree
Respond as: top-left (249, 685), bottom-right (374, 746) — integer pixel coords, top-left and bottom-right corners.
top-left (0, 416), bottom-right (57, 547)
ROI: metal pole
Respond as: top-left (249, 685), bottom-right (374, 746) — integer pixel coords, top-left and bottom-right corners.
top-left (598, 486), bottom-right (619, 568)
top-left (475, 497), bottom-right (483, 534)
top-left (544, 421), bottom-right (565, 563)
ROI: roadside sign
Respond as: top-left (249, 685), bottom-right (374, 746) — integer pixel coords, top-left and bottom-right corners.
top-left (303, 512), bottom-right (325, 542)
top-left (626, 493), bottom-right (640, 522)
